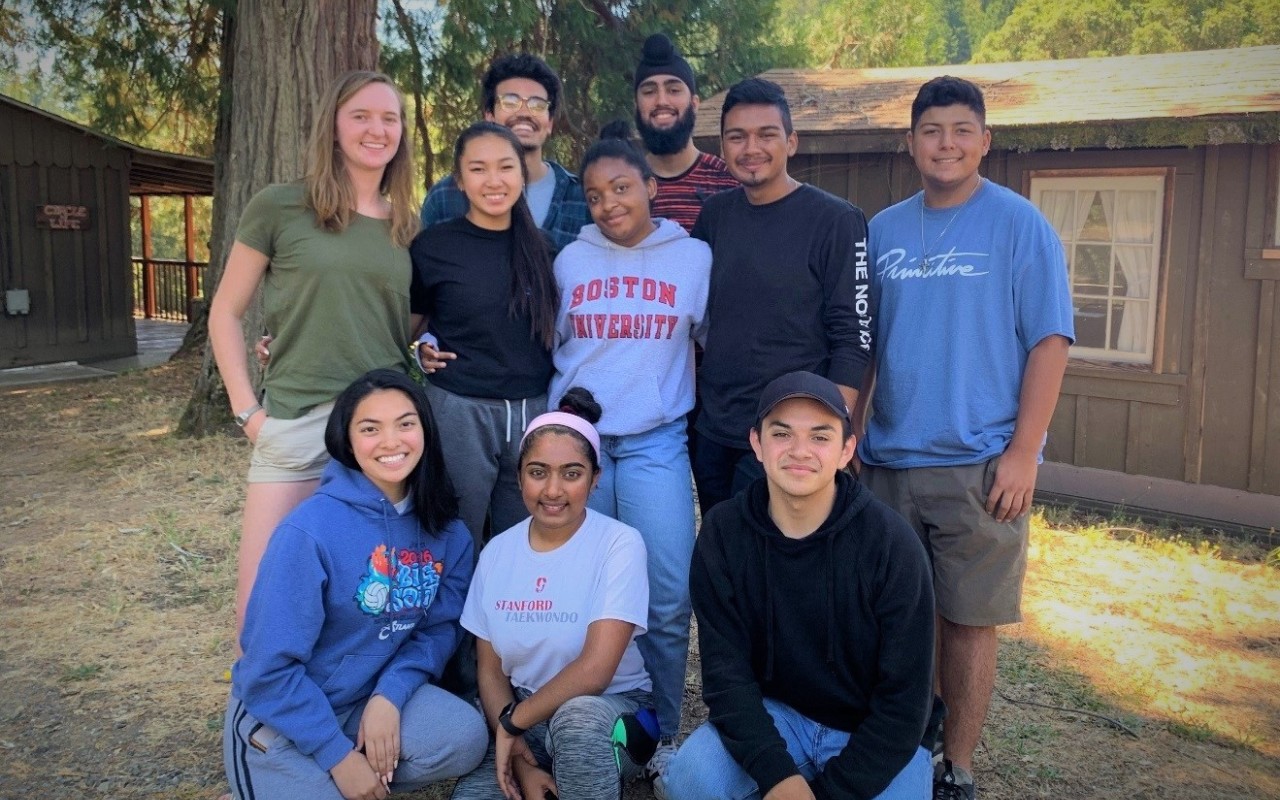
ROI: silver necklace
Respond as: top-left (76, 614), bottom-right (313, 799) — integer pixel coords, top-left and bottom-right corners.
top-left (920, 177), bottom-right (983, 266)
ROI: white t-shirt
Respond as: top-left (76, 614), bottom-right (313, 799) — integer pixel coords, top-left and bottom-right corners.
top-left (461, 509), bottom-right (652, 694)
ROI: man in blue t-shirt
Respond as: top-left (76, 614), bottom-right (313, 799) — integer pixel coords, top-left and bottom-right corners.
top-left (857, 77), bottom-right (1075, 800)
top-left (419, 53), bottom-right (588, 254)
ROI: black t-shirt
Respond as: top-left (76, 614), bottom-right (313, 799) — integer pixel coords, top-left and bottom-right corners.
top-left (691, 185), bottom-right (871, 448)
top-left (409, 217), bottom-right (553, 399)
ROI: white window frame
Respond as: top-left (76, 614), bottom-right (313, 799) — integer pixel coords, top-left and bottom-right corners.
top-left (1030, 172), bottom-right (1167, 365)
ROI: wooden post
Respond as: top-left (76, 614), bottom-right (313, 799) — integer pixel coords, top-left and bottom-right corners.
top-left (184, 195), bottom-right (199, 322)
top-left (139, 194), bottom-right (156, 319)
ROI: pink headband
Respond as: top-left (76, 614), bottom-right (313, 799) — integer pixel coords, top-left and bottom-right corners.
top-left (520, 412), bottom-right (601, 462)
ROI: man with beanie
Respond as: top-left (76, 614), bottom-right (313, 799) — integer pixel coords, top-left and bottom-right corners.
top-left (634, 33), bottom-right (738, 232)
top-left (662, 371), bottom-right (935, 800)
top-left (420, 53), bottom-right (589, 254)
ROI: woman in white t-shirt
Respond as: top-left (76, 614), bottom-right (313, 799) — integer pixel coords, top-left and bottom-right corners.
top-left (452, 388), bottom-right (652, 800)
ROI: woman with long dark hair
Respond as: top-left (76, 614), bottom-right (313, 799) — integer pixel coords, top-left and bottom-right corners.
top-left (224, 369), bottom-right (486, 800)
top-left (409, 121), bottom-right (559, 547)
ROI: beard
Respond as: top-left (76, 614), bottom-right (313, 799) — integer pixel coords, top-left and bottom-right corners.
top-left (635, 105), bottom-right (696, 156)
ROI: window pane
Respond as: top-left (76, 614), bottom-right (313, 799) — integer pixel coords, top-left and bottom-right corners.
top-left (1073, 244), bottom-right (1112, 295)
top-left (1073, 298), bottom-right (1108, 350)
top-left (1116, 190), bottom-right (1156, 244)
top-left (1080, 190), bottom-right (1114, 241)
top-left (1110, 299), bottom-right (1150, 354)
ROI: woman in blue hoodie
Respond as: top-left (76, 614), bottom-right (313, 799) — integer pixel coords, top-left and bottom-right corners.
top-left (224, 369), bottom-right (487, 800)
top-left (547, 123), bottom-right (710, 774)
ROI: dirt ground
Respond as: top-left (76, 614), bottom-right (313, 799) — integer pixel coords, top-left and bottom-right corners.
top-left (0, 354), bottom-right (1276, 799)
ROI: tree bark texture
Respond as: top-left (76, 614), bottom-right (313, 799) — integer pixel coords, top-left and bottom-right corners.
top-left (179, 0), bottom-right (379, 437)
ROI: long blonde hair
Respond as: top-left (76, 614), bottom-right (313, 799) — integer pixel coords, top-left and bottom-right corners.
top-left (304, 70), bottom-right (419, 247)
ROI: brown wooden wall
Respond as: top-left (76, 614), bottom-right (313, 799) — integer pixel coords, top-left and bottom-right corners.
top-left (791, 141), bottom-right (1280, 497)
top-left (0, 104), bottom-right (135, 368)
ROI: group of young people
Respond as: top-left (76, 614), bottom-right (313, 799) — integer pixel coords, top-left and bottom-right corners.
top-left (212, 28), bottom-right (1073, 800)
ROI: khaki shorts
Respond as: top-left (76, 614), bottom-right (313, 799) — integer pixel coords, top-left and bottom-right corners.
top-left (862, 457), bottom-right (1029, 627)
top-left (246, 401), bottom-right (334, 483)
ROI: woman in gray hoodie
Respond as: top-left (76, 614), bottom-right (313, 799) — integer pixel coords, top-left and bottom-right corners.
top-left (547, 122), bottom-right (711, 782)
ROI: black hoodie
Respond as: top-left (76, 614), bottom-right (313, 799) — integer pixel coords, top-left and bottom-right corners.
top-left (690, 471), bottom-right (935, 799)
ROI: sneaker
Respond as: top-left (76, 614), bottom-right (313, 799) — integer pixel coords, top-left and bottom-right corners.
top-left (612, 709), bottom-right (659, 771)
top-left (646, 738), bottom-right (677, 800)
top-left (933, 759), bottom-right (976, 800)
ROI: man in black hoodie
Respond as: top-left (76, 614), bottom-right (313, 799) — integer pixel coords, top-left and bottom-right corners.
top-left (662, 371), bottom-right (935, 800)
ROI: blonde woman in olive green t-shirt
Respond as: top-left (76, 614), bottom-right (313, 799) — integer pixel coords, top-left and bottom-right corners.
top-left (209, 72), bottom-right (421, 653)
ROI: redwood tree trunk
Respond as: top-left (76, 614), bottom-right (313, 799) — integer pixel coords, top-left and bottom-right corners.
top-left (179, 0), bottom-right (379, 436)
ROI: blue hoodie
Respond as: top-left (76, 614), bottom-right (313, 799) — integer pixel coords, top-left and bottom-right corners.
top-left (232, 459), bottom-right (474, 772)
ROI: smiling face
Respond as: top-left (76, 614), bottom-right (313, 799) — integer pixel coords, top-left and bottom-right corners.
top-left (457, 132), bottom-right (524, 230)
top-left (334, 81), bottom-right (403, 178)
top-left (519, 431), bottom-right (598, 540)
top-left (721, 103), bottom-right (798, 204)
top-left (583, 156), bottom-right (657, 248)
top-left (635, 75), bottom-right (698, 155)
top-left (484, 76), bottom-right (554, 153)
top-left (750, 397), bottom-right (855, 503)
top-left (907, 103), bottom-right (991, 204)
top-left (349, 389), bottom-right (424, 503)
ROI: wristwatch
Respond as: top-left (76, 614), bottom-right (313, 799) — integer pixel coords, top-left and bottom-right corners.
top-left (498, 700), bottom-right (527, 737)
top-left (234, 403), bottom-right (263, 428)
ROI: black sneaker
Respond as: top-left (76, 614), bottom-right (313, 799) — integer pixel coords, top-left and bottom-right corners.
top-left (933, 759), bottom-right (976, 800)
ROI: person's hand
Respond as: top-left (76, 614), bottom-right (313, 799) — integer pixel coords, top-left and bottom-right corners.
top-left (415, 338), bottom-right (457, 374)
top-left (495, 727), bottom-right (539, 800)
top-left (254, 334), bottom-right (273, 368)
top-left (243, 409), bottom-right (267, 444)
top-left (330, 750), bottom-right (389, 800)
top-left (763, 775), bottom-right (817, 800)
top-left (514, 759), bottom-right (557, 800)
top-left (357, 695), bottom-right (400, 789)
top-left (985, 447), bottom-right (1038, 523)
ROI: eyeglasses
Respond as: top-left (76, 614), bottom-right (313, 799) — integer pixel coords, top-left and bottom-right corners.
top-left (497, 93), bottom-right (551, 114)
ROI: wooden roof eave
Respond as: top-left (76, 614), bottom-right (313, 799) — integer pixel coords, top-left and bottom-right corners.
top-left (696, 112), bottom-right (1280, 156)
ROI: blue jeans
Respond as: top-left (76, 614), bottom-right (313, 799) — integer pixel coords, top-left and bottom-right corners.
top-left (588, 418), bottom-right (696, 739)
top-left (665, 699), bottom-right (932, 800)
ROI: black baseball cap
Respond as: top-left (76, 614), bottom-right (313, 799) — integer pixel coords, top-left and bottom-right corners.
top-left (755, 371), bottom-right (851, 436)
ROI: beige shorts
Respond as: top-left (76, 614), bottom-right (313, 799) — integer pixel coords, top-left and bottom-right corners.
top-left (246, 401), bottom-right (334, 483)
top-left (862, 457), bottom-right (1029, 627)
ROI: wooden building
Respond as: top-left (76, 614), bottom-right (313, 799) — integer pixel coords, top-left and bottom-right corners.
top-left (695, 46), bottom-right (1280, 512)
top-left (0, 93), bottom-right (212, 368)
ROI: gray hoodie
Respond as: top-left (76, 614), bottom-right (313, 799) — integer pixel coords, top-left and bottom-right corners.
top-left (549, 218), bottom-right (711, 435)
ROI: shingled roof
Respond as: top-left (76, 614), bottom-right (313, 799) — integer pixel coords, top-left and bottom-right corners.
top-left (694, 46), bottom-right (1280, 152)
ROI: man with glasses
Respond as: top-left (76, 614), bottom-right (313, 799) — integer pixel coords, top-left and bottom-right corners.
top-left (420, 53), bottom-right (589, 254)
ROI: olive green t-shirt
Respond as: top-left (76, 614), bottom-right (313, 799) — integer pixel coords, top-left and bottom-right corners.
top-left (236, 183), bottom-right (411, 419)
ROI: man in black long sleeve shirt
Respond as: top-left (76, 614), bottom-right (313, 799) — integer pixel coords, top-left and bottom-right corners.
top-left (663, 372), bottom-right (935, 800)
top-left (690, 79), bottom-right (871, 515)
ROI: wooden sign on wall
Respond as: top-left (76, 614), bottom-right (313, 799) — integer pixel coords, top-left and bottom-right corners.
top-left (35, 204), bottom-right (92, 231)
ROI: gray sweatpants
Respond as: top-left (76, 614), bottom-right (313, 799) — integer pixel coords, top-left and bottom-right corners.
top-left (450, 687), bottom-right (652, 800)
top-left (224, 684), bottom-right (487, 800)
top-left (423, 381), bottom-right (545, 550)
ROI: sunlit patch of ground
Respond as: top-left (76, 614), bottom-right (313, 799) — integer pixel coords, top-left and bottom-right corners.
top-left (1015, 512), bottom-right (1280, 756)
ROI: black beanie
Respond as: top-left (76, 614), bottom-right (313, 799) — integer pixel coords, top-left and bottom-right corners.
top-left (634, 33), bottom-right (696, 94)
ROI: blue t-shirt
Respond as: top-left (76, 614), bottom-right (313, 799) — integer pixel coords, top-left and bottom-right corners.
top-left (859, 181), bottom-right (1075, 469)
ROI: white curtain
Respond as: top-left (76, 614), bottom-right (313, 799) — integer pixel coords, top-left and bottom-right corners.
top-left (1113, 190), bottom-right (1155, 354)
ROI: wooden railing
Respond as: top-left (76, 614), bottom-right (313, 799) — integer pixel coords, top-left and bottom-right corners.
top-left (131, 194), bottom-right (208, 322)
top-left (132, 257), bottom-right (206, 321)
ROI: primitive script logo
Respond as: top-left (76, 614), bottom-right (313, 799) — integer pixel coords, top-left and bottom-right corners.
top-left (354, 544), bottom-right (443, 622)
top-left (877, 247), bottom-right (991, 280)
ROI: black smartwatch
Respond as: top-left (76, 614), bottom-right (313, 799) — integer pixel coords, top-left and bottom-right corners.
top-left (498, 700), bottom-right (527, 737)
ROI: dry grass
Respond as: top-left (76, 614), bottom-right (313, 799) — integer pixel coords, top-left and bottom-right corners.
top-left (0, 355), bottom-right (1277, 798)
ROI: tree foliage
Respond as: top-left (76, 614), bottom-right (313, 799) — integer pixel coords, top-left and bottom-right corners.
top-left (7, 0), bottom-right (224, 154)
top-left (974, 0), bottom-right (1280, 62)
top-left (382, 0), bottom-right (799, 183)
